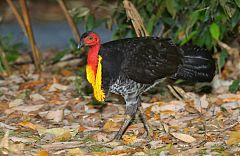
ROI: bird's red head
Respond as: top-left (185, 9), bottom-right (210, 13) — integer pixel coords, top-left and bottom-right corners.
top-left (78, 31), bottom-right (101, 47)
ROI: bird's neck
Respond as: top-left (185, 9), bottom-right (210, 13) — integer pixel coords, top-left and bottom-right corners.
top-left (86, 43), bottom-right (105, 102)
top-left (87, 44), bottom-right (100, 76)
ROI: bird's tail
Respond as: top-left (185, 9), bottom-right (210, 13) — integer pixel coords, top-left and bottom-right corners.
top-left (171, 45), bottom-right (215, 82)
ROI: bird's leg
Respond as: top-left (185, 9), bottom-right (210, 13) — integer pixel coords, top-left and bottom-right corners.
top-left (114, 99), bottom-right (138, 140)
top-left (138, 105), bottom-right (153, 139)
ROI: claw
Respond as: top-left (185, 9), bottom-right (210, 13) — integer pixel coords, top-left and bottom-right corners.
top-left (114, 115), bottom-right (133, 140)
top-left (139, 106), bottom-right (153, 139)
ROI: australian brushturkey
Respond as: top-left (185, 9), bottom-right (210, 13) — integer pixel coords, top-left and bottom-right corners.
top-left (78, 31), bottom-right (215, 140)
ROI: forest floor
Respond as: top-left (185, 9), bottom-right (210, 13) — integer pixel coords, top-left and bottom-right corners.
top-left (0, 52), bottom-right (239, 156)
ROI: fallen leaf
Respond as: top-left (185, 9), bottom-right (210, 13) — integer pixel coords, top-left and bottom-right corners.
top-left (36, 150), bottom-right (49, 156)
top-left (60, 69), bottom-right (73, 77)
top-left (92, 132), bottom-right (110, 142)
top-left (9, 99), bottom-right (24, 108)
top-left (30, 93), bottom-right (46, 101)
top-left (49, 83), bottom-right (68, 92)
top-left (0, 101), bottom-right (9, 112)
top-left (151, 101), bottom-right (185, 113)
top-left (103, 119), bottom-right (120, 132)
top-left (0, 130), bottom-right (9, 150)
top-left (171, 132), bottom-right (196, 143)
top-left (10, 136), bottom-right (36, 143)
top-left (45, 110), bottom-right (64, 122)
top-left (54, 131), bottom-right (72, 142)
top-left (68, 148), bottom-right (83, 156)
top-left (11, 104), bottom-right (44, 113)
top-left (163, 123), bottom-right (169, 133)
top-left (18, 121), bottom-right (40, 130)
top-left (37, 127), bottom-right (78, 138)
top-left (0, 122), bottom-right (18, 130)
top-left (0, 130), bottom-right (24, 154)
top-left (226, 131), bottom-right (240, 145)
top-left (19, 80), bottom-right (43, 90)
top-left (200, 95), bottom-right (209, 109)
top-left (122, 135), bottom-right (137, 145)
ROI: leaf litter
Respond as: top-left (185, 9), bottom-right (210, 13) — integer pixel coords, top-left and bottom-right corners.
top-left (0, 56), bottom-right (239, 155)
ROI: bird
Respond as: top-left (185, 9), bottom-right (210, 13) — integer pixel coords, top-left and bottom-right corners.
top-left (78, 31), bottom-right (215, 140)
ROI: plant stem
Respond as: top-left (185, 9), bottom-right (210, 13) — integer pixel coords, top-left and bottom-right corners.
top-left (0, 48), bottom-right (11, 76)
top-left (123, 0), bottom-right (149, 37)
top-left (19, 0), bottom-right (42, 72)
top-left (57, 0), bottom-right (81, 43)
top-left (6, 0), bottom-right (28, 36)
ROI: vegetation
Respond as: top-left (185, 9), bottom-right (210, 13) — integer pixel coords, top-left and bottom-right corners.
top-left (72, 0), bottom-right (240, 49)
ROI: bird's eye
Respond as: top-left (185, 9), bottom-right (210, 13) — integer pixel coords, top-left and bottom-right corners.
top-left (89, 36), bottom-right (93, 40)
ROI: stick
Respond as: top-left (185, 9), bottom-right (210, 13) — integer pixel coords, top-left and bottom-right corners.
top-left (57, 0), bottom-right (81, 43)
top-left (6, 0), bottom-right (27, 36)
top-left (0, 48), bottom-right (11, 76)
top-left (19, 0), bottom-right (42, 72)
top-left (123, 0), bottom-right (148, 37)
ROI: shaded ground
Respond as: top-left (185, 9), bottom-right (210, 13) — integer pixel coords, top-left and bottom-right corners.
top-left (0, 53), bottom-right (239, 155)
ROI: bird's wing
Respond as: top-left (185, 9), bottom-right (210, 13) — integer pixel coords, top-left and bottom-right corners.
top-left (121, 38), bottom-right (183, 84)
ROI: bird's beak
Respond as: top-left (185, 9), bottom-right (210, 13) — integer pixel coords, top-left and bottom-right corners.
top-left (77, 40), bottom-right (85, 49)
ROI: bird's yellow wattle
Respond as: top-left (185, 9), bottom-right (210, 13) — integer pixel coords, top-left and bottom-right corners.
top-left (86, 55), bottom-right (105, 102)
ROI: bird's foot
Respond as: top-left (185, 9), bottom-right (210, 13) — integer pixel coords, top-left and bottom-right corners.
top-left (113, 115), bottom-right (133, 140)
top-left (139, 106), bottom-right (153, 139)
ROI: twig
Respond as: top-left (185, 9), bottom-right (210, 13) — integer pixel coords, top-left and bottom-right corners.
top-left (6, 0), bottom-right (27, 36)
top-left (221, 121), bottom-right (239, 132)
top-left (0, 48), bottom-right (11, 76)
top-left (217, 40), bottom-right (238, 55)
top-left (20, 0), bottom-right (42, 72)
top-left (167, 85), bottom-right (183, 101)
top-left (57, 0), bottom-right (81, 43)
top-left (123, 0), bottom-right (148, 37)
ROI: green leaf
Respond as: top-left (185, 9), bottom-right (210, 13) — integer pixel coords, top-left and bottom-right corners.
top-left (218, 49), bottom-right (228, 69)
top-left (210, 23), bottom-right (220, 40)
top-left (235, 0), bottom-right (240, 8)
top-left (146, 15), bottom-right (157, 34)
top-left (52, 49), bottom-right (68, 64)
top-left (69, 38), bottom-right (78, 50)
top-left (86, 15), bottom-right (95, 31)
top-left (180, 31), bottom-right (197, 46)
top-left (174, 79), bottom-right (185, 84)
top-left (166, 0), bottom-right (177, 18)
top-left (229, 80), bottom-right (240, 93)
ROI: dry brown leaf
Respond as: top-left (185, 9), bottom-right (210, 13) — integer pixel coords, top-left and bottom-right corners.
top-left (0, 130), bottom-right (24, 154)
top-left (0, 101), bottom-right (9, 112)
top-left (55, 131), bottom-right (72, 142)
top-left (30, 93), bottom-right (46, 101)
top-left (49, 83), bottom-right (68, 92)
top-left (171, 132), bottom-right (196, 143)
top-left (0, 122), bottom-right (17, 130)
top-left (0, 130), bottom-right (9, 150)
top-left (60, 69), bottom-right (73, 77)
top-left (36, 150), bottom-right (49, 156)
top-left (37, 127), bottom-right (78, 138)
top-left (18, 121), bottom-right (40, 130)
top-left (103, 119), bottom-right (120, 132)
top-left (9, 99), bottom-right (24, 108)
top-left (19, 80), bottom-right (43, 90)
top-left (226, 131), bottom-right (240, 145)
top-left (11, 104), bottom-right (44, 113)
top-left (92, 132), bottom-right (110, 142)
top-left (67, 148), bottom-right (83, 156)
top-left (45, 110), bottom-right (64, 122)
top-left (122, 135), bottom-right (137, 145)
top-left (10, 136), bottom-right (36, 143)
top-left (200, 95), bottom-right (209, 109)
